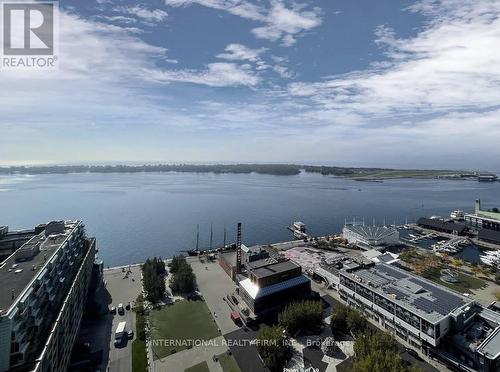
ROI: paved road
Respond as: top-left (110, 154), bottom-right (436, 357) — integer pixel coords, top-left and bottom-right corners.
top-left (104, 266), bottom-right (143, 372)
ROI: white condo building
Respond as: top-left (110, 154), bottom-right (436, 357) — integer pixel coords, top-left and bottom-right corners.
top-left (0, 220), bottom-right (96, 372)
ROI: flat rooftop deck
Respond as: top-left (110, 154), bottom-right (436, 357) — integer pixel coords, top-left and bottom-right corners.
top-left (251, 260), bottom-right (299, 279)
top-left (0, 221), bottom-right (78, 314)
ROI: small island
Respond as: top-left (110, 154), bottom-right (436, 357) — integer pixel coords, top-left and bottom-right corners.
top-left (0, 163), bottom-right (496, 181)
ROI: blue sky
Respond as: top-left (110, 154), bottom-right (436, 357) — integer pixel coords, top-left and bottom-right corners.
top-left (1, 0), bottom-right (500, 170)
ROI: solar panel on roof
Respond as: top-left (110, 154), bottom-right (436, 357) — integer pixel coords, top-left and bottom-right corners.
top-left (413, 297), bottom-right (436, 314)
top-left (357, 270), bottom-right (389, 287)
top-left (376, 264), bottom-right (406, 280)
top-left (385, 286), bottom-right (407, 300)
top-left (408, 278), bottom-right (465, 309)
top-left (412, 293), bottom-right (464, 316)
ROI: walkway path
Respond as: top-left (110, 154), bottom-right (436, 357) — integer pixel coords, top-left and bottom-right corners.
top-left (153, 336), bottom-right (227, 372)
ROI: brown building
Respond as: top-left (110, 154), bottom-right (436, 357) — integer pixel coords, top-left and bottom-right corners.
top-left (219, 251), bottom-right (237, 280)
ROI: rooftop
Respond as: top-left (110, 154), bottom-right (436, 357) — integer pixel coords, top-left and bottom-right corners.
top-left (417, 217), bottom-right (467, 234)
top-left (0, 220), bottom-right (80, 314)
top-left (478, 229), bottom-right (500, 243)
top-left (239, 275), bottom-right (310, 300)
top-left (342, 263), bottom-right (473, 323)
top-left (251, 260), bottom-right (299, 279)
top-left (476, 326), bottom-right (500, 360)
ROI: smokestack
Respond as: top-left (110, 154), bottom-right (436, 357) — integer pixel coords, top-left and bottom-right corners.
top-left (236, 222), bottom-right (242, 275)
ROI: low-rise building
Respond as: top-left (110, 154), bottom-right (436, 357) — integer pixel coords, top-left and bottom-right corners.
top-left (336, 262), bottom-right (500, 371)
top-left (0, 220), bottom-right (96, 372)
top-left (416, 217), bottom-right (468, 235)
top-left (238, 259), bottom-right (311, 315)
top-left (478, 229), bottom-right (500, 245)
top-left (339, 263), bottom-right (473, 348)
top-left (465, 199), bottom-right (500, 232)
top-left (219, 250), bottom-right (237, 280)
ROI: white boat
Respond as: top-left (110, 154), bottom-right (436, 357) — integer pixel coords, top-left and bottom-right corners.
top-left (450, 210), bottom-right (465, 221)
top-left (293, 221), bottom-right (306, 232)
top-left (480, 250), bottom-right (500, 266)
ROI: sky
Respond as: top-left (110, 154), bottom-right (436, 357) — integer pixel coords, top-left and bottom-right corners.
top-left (1, 0), bottom-right (500, 170)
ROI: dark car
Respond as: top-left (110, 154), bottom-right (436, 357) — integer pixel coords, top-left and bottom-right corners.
top-left (127, 330), bottom-right (134, 339)
top-left (125, 302), bottom-right (131, 311)
top-left (405, 348), bottom-right (422, 360)
top-left (110, 306), bottom-right (116, 315)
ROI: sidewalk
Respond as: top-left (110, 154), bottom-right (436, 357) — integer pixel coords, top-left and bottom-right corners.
top-left (152, 336), bottom-right (228, 372)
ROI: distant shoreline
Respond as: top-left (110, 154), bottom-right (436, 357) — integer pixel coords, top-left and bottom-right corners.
top-left (0, 163), bottom-right (496, 180)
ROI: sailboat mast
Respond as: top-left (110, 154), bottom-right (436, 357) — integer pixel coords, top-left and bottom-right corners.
top-left (196, 224), bottom-right (199, 251)
top-left (223, 224), bottom-right (227, 248)
top-left (209, 223), bottom-right (213, 250)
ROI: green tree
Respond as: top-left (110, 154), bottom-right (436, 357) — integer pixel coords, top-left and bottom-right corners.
top-left (278, 300), bottom-right (323, 336)
top-left (170, 255), bottom-right (186, 274)
top-left (330, 303), bottom-right (349, 333)
top-left (352, 331), bottom-right (421, 372)
top-left (256, 326), bottom-right (292, 372)
top-left (169, 261), bottom-right (196, 294)
top-left (347, 308), bottom-right (367, 335)
top-left (142, 258), bottom-right (167, 303)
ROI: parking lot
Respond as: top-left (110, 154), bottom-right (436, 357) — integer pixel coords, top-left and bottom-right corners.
top-left (104, 265), bottom-right (143, 372)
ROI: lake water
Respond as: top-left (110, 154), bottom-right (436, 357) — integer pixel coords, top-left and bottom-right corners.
top-left (0, 172), bottom-right (499, 266)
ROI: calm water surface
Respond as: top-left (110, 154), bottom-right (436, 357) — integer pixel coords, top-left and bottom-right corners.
top-left (0, 172), bottom-right (499, 266)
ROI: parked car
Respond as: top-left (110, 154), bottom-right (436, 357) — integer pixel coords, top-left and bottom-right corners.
top-left (118, 303), bottom-right (124, 315)
top-left (405, 348), bottom-right (422, 360)
top-left (127, 330), bottom-right (134, 339)
top-left (110, 306), bottom-right (116, 314)
top-left (125, 302), bottom-right (131, 310)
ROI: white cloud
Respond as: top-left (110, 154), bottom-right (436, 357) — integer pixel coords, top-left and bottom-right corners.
top-left (251, 1), bottom-right (322, 45)
top-left (165, 0), bottom-right (322, 46)
top-left (164, 0), bottom-right (264, 21)
top-left (115, 5), bottom-right (168, 24)
top-left (4, 0), bottom-right (500, 167)
top-left (287, 0), bottom-right (500, 117)
top-left (144, 62), bottom-right (260, 87)
top-left (217, 43), bottom-right (267, 62)
top-left (97, 15), bottom-right (138, 24)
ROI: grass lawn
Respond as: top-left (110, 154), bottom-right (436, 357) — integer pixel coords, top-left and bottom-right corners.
top-left (424, 268), bottom-right (485, 293)
top-left (185, 361), bottom-right (210, 372)
top-left (217, 352), bottom-right (241, 372)
top-left (150, 299), bottom-right (219, 359)
top-left (132, 339), bottom-right (148, 372)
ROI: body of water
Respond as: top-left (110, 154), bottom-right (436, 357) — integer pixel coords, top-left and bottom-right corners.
top-left (0, 172), bottom-right (499, 266)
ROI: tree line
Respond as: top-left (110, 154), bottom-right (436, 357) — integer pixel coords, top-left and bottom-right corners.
top-left (142, 258), bottom-right (167, 303)
top-left (169, 255), bottom-right (196, 294)
top-left (0, 163), bottom-right (461, 177)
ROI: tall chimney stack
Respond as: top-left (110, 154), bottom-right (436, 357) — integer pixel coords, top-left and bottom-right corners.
top-left (236, 222), bottom-right (242, 275)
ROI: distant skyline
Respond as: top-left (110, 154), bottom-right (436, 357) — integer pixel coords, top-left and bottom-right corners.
top-left (2, 0), bottom-right (500, 169)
